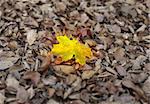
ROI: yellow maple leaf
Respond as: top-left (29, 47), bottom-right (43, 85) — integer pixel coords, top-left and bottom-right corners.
top-left (51, 35), bottom-right (92, 65)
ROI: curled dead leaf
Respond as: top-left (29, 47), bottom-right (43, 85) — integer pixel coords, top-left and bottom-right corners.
top-left (38, 56), bottom-right (51, 72)
top-left (23, 71), bottom-right (41, 86)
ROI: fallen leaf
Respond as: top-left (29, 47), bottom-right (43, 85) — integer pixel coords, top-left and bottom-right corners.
top-left (38, 56), bottom-right (51, 72)
top-left (6, 75), bottom-right (19, 90)
top-left (0, 93), bottom-right (5, 104)
top-left (72, 77), bottom-right (82, 91)
top-left (55, 2), bottom-right (66, 12)
top-left (0, 57), bottom-right (19, 70)
top-left (67, 100), bottom-right (85, 104)
top-left (64, 88), bottom-right (73, 99)
top-left (52, 35), bottom-right (92, 65)
top-left (132, 55), bottom-right (147, 70)
top-left (16, 86), bottom-right (29, 103)
top-left (42, 76), bottom-right (57, 86)
top-left (69, 93), bottom-right (80, 99)
top-left (80, 90), bottom-right (90, 102)
top-left (26, 30), bottom-right (37, 45)
top-left (122, 79), bottom-right (148, 102)
top-left (80, 13), bottom-right (89, 23)
top-left (66, 74), bottom-right (77, 85)
top-left (113, 47), bottom-right (125, 62)
top-left (47, 99), bottom-right (59, 104)
top-left (0, 60), bottom-right (14, 70)
top-left (82, 70), bottom-right (95, 80)
top-left (24, 16), bottom-right (39, 27)
top-left (53, 65), bottom-right (75, 74)
top-left (85, 39), bottom-right (97, 47)
top-left (27, 87), bottom-right (35, 99)
top-left (23, 71), bottom-right (41, 86)
top-left (47, 88), bottom-right (55, 98)
top-left (116, 65), bottom-right (127, 76)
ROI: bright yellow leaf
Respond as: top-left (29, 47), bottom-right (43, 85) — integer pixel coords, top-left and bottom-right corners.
top-left (51, 35), bottom-right (92, 65)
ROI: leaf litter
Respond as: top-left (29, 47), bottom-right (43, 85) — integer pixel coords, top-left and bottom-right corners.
top-left (0, 0), bottom-right (149, 104)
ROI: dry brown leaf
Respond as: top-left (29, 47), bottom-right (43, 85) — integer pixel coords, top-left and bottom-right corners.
top-left (122, 79), bottom-right (148, 102)
top-left (66, 74), bottom-right (77, 85)
top-left (0, 93), bottom-right (5, 104)
top-left (23, 71), bottom-right (41, 86)
top-left (55, 2), bottom-right (66, 12)
top-left (82, 70), bottom-right (95, 80)
top-left (116, 65), bottom-right (127, 76)
top-left (6, 75), bottom-right (19, 90)
top-left (26, 30), bottom-right (37, 45)
top-left (113, 47), bottom-right (125, 62)
top-left (47, 88), bottom-right (55, 98)
top-left (24, 16), bottom-right (39, 27)
top-left (53, 65), bottom-right (75, 74)
top-left (67, 100), bottom-right (85, 104)
top-left (85, 39), bottom-right (97, 47)
top-left (64, 88), bottom-right (73, 99)
top-left (27, 87), bottom-right (35, 99)
top-left (42, 76), bottom-right (57, 86)
top-left (16, 86), bottom-right (29, 103)
top-left (38, 56), bottom-right (51, 72)
top-left (0, 57), bottom-right (19, 70)
top-left (47, 99), bottom-right (59, 104)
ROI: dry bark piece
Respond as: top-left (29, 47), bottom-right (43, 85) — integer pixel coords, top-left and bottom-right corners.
top-left (23, 71), bottom-right (41, 86)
